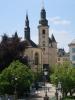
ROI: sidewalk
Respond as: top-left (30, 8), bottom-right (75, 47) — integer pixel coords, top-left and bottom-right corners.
top-left (27, 83), bottom-right (56, 100)
top-left (36, 83), bottom-right (56, 98)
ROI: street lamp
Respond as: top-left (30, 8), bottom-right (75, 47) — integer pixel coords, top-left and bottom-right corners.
top-left (58, 82), bottom-right (61, 91)
top-left (44, 68), bottom-right (48, 82)
top-left (58, 82), bottom-right (62, 100)
top-left (44, 69), bottom-right (49, 100)
top-left (55, 82), bottom-right (62, 100)
top-left (14, 77), bottom-right (18, 100)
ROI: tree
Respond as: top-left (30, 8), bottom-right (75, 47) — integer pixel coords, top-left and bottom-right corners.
top-left (0, 32), bottom-right (28, 70)
top-left (50, 62), bottom-right (75, 97)
top-left (0, 60), bottom-right (34, 97)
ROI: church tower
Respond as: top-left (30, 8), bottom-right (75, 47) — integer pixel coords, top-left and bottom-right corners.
top-left (38, 6), bottom-right (49, 68)
top-left (24, 13), bottom-right (30, 40)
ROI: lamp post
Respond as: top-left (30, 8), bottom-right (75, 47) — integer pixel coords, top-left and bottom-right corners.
top-left (44, 69), bottom-right (49, 100)
top-left (14, 77), bottom-right (18, 100)
top-left (58, 82), bottom-right (62, 100)
top-left (55, 82), bottom-right (62, 100)
top-left (58, 82), bottom-right (61, 90)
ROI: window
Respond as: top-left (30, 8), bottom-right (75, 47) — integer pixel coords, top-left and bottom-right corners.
top-left (72, 55), bottom-right (75, 61)
top-left (58, 58), bottom-right (60, 61)
top-left (43, 44), bottom-right (45, 46)
top-left (42, 29), bottom-right (45, 34)
top-left (72, 48), bottom-right (75, 53)
top-left (35, 53), bottom-right (39, 65)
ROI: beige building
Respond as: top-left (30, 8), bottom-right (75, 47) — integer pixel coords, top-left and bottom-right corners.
top-left (24, 6), bottom-right (57, 71)
top-left (57, 48), bottom-right (69, 64)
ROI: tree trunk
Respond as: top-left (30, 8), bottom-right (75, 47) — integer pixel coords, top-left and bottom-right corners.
top-left (70, 90), bottom-right (72, 96)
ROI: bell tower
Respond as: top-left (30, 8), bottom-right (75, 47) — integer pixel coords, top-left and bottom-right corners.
top-left (38, 5), bottom-right (49, 67)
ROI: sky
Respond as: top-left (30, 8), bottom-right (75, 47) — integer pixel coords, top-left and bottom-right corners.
top-left (0, 0), bottom-right (75, 52)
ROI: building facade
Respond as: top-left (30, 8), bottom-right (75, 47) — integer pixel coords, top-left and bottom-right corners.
top-left (69, 39), bottom-right (75, 65)
top-left (24, 6), bottom-right (57, 71)
top-left (57, 48), bottom-right (69, 64)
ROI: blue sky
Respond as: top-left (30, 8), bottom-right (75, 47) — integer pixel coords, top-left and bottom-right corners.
top-left (0, 0), bottom-right (75, 52)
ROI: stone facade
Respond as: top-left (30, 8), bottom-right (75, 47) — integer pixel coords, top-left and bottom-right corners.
top-left (24, 7), bottom-right (57, 71)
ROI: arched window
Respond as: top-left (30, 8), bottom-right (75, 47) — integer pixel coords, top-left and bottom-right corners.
top-left (35, 53), bottom-right (39, 65)
top-left (42, 29), bottom-right (45, 34)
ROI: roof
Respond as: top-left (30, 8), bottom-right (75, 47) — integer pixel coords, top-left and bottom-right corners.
top-left (49, 37), bottom-right (52, 43)
top-left (51, 34), bottom-right (56, 42)
top-left (29, 40), bottom-right (38, 48)
top-left (57, 48), bottom-right (65, 57)
top-left (57, 48), bottom-right (69, 57)
top-left (24, 39), bottom-right (38, 48)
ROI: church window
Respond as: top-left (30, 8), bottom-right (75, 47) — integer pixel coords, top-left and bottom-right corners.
top-left (35, 52), bottom-right (39, 65)
top-left (43, 44), bottom-right (45, 46)
top-left (42, 29), bottom-right (45, 34)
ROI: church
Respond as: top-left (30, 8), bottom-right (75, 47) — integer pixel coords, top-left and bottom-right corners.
top-left (24, 6), bottom-right (57, 71)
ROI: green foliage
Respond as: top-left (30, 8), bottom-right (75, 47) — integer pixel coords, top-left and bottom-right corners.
top-left (62, 96), bottom-right (75, 100)
top-left (50, 62), bottom-right (75, 96)
top-left (0, 60), bottom-right (34, 96)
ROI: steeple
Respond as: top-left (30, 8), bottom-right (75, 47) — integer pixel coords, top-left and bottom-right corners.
top-left (51, 34), bottom-right (56, 42)
top-left (39, 1), bottom-right (48, 26)
top-left (24, 12), bottom-right (30, 40)
top-left (25, 12), bottom-right (29, 27)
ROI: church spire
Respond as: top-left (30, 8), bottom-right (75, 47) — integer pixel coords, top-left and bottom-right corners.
top-left (24, 12), bottom-right (30, 40)
top-left (39, 1), bottom-right (48, 26)
top-left (25, 12), bottom-right (29, 27)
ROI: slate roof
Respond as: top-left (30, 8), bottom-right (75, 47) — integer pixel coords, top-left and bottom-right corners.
top-left (29, 40), bottom-right (38, 48)
top-left (51, 34), bottom-right (56, 42)
top-left (24, 39), bottom-right (38, 48)
top-left (49, 37), bottom-right (52, 43)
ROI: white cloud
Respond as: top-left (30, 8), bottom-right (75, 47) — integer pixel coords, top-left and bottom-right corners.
top-left (49, 16), bottom-right (71, 26)
top-left (50, 29), bottom-right (73, 52)
top-left (50, 29), bottom-right (68, 36)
